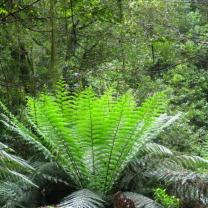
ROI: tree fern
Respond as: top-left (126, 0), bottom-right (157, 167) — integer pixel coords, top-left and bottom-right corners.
top-left (1, 82), bottom-right (178, 194)
top-left (2, 82), bottom-right (208, 207)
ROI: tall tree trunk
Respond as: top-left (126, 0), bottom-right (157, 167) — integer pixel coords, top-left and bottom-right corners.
top-left (64, 0), bottom-right (77, 60)
top-left (117, 0), bottom-right (125, 69)
top-left (117, 0), bottom-right (126, 89)
top-left (64, 0), bottom-right (70, 61)
top-left (69, 0), bottom-right (77, 56)
top-left (49, 0), bottom-right (58, 87)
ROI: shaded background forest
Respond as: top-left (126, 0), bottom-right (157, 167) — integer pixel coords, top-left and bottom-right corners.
top-left (1, 0), bottom-right (208, 165)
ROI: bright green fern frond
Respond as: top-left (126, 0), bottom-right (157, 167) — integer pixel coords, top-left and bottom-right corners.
top-left (27, 94), bottom-right (87, 187)
top-left (0, 101), bottom-right (53, 161)
top-left (25, 88), bottom-right (175, 192)
top-left (1, 84), bottom-right (178, 194)
top-left (55, 80), bottom-right (75, 126)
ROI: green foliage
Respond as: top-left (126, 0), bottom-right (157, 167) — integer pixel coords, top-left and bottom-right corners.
top-left (161, 64), bottom-right (208, 154)
top-left (123, 145), bottom-right (208, 204)
top-left (2, 84), bottom-right (208, 207)
top-left (58, 189), bottom-right (105, 208)
top-left (25, 82), bottom-right (172, 193)
top-left (154, 188), bottom-right (180, 208)
top-left (0, 142), bottom-right (37, 207)
top-left (158, 120), bottom-right (200, 154)
top-left (0, 7), bottom-right (8, 15)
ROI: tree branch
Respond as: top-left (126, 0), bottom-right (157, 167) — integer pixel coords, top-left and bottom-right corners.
top-left (0, 0), bottom-right (42, 22)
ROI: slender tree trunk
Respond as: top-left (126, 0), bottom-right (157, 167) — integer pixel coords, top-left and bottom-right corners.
top-left (49, 0), bottom-right (58, 87)
top-left (65, 0), bottom-right (77, 59)
top-left (70, 0), bottom-right (77, 56)
top-left (63, 0), bottom-right (78, 81)
top-left (64, 0), bottom-right (70, 61)
top-left (152, 43), bottom-right (155, 64)
top-left (116, 0), bottom-right (126, 90)
top-left (118, 0), bottom-right (125, 71)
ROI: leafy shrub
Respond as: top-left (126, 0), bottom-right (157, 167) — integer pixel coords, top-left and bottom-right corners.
top-left (154, 188), bottom-right (180, 208)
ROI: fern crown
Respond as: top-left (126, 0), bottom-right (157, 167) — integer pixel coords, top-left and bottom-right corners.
top-left (2, 81), bottom-right (178, 193)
